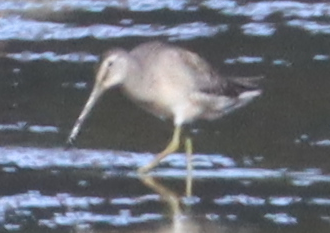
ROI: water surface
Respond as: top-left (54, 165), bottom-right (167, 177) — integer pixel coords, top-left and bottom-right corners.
top-left (1, 0), bottom-right (330, 232)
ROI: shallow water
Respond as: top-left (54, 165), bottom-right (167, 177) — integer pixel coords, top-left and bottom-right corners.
top-left (1, 0), bottom-right (330, 232)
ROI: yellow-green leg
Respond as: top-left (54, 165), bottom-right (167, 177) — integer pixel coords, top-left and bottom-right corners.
top-left (185, 137), bottom-right (193, 197)
top-left (138, 126), bottom-right (182, 173)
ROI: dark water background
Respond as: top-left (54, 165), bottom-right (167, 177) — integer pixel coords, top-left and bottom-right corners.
top-left (0, 0), bottom-right (330, 232)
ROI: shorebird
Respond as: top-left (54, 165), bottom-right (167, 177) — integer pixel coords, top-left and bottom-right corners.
top-left (67, 41), bottom-right (261, 175)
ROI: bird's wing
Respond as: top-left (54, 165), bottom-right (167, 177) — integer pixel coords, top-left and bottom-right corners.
top-left (177, 48), bottom-right (223, 92)
top-left (178, 48), bottom-right (262, 97)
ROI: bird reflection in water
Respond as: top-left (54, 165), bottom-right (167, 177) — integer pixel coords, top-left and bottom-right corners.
top-left (74, 176), bottom-right (259, 233)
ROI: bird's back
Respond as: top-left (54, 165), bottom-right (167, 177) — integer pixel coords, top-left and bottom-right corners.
top-left (123, 41), bottom-right (261, 123)
top-left (129, 41), bottom-right (259, 98)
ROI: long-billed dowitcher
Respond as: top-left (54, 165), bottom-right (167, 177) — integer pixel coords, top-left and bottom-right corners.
top-left (67, 41), bottom-right (261, 174)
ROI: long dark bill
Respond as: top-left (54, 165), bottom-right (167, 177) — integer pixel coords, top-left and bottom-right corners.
top-left (66, 84), bottom-right (105, 146)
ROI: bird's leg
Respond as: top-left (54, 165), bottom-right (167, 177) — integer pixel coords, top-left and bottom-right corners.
top-left (184, 136), bottom-right (193, 197)
top-left (138, 125), bottom-right (182, 173)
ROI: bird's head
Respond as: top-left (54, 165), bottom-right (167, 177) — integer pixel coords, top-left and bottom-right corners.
top-left (95, 49), bottom-right (130, 90)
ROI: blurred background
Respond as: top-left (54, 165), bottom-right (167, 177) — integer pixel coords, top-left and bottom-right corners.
top-left (0, 0), bottom-right (330, 232)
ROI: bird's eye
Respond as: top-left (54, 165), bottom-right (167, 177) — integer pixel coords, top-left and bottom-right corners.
top-left (108, 62), bottom-right (113, 67)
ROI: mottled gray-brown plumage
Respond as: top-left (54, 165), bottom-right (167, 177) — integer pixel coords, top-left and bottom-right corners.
top-left (67, 41), bottom-right (262, 174)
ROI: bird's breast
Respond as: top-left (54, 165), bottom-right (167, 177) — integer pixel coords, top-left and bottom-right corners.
top-left (121, 83), bottom-right (175, 120)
